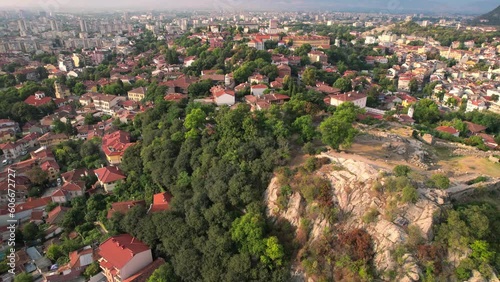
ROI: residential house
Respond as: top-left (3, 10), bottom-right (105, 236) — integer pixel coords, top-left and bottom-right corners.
top-left (247, 39), bottom-right (264, 50)
top-left (251, 84), bottom-right (268, 97)
top-left (24, 92), bottom-right (53, 107)
top-left (0, 132), bottom-right (39, 160)
top-left (38, 132), bottom-right (68, 147)
top-left (183, 56), bottom-right (196, 67)
top-left (11, 197), bottom-right (52, 224)
top-left (51, 181), bottom-right (85, 203)
top-left (40, 159), bottom-right (60, 181)
top-left (98, 234), bottom-right (153, 282)
top-left (435, 126), bottom-right (460, 137)
top-left (0, 119), bottom-right (20, 133)
top-left (44, 246), bottom-right (97, 282)
top-left (163, 75), bottom-right (198, 94)
top-left (464, 121), bottom-right (487, 136)
top-left (127, 87), bottom-right (146, 102)
top-left (94, 166), bottom-right (126, 193)
top-left (147, 192), bottom-right (172, 213)
top-left (93, 94), bottom-right (127, 114)
top-left (164, 93), bottom-right (188, 103)
top-left (0, 176), bottom-right (29, 205)
top-left (308, 51), bottom-right (328, 64)
top-left (277, 64), bottom-right (291, 78)
top-left (326, 92), bottom-right (367, 108)
top-left (46, 206), bottom-right (69, 225)
top-left (54, 81), bottom-right (71, 99)
top-left (249, 74), bottom-right (269, 84)
top-left (107, 200), bottom-right (146, 219)
top-left (122, 258), bottom-right (165, 282)
top-left (466, 99), bottom-right (487, 112)
top-left (61, 168), bottom-right (90, 183)
top-left (211, 85), bottom-right (235, 106)
top-left (101, 130), bottom-right (134, 165)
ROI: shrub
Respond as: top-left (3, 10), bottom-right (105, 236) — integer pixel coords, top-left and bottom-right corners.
top-left (466, 176), bottom-right (488, 185)
top-left (302, 142), bottom-right (316, 155)
top-left (362, 208), bottom-right (380, 224)
top-left (429, 174), bottom-right (450, 189)
top-left (393, 165), bottom-right (411, 177)
top-left (402, 185), bottom-right (419, 203)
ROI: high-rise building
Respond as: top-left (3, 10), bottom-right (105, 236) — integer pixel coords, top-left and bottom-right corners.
top-left (50, 19), bottom-right (59, 31)
top-left (180, 19), bottom-right (188, 31)
top-left (79, 19), bottom-right (88, 32)
top-left (269, 19), bottom-right (278, 29)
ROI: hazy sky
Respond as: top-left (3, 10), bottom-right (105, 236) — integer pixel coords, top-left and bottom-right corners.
top-left (0, 0), bottom-right (497, 14)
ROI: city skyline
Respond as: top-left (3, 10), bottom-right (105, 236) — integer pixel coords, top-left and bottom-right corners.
top-left (0, 0), bottom-right (498, 14)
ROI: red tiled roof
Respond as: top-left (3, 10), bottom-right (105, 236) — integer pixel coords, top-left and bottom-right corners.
top-left (46, 206), bottom-right (69, 225)
top-left (436, 126), bottom-right (459, 135)
top-left (15, 197), bottom-right (52, 213)
top-left (98, 234), bottom-right (150, 270)
top-left (101, 130), bottom-right (134, 157)
top-left (31, 210), bottom-right (44, 221)
top-left (107, 200), bottom-right (146, 219)
top-left (61, 168), bottom-right (90, 183)
top-left (251, 84), bottom-right (268, 89)
top-left (329, 92), bottom-right (367, 102)
top-left (164, 93), bottom-right (187, 102)
top-left (24, 95), bottom-right (53, 107)
top-left (149, 192), bottom-right (172, 213)
top-left (40, 160), bottom-right (60, 171)
top-left (464, 121), bottom-right (487, 133)
top-left (94, 166), bottom-right (126, 183)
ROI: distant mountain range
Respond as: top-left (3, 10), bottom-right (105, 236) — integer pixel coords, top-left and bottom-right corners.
top-left (473, 5), bottom-right (500, 25)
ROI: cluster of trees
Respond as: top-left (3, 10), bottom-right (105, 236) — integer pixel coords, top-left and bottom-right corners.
top-left (53, 138), bottom-right (105, 172)
top-left (391, 21), bottom-right (500, 46)
top-left (436, 202), bottom-right (500, 280)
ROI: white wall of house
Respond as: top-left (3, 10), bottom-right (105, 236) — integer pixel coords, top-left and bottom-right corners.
top-left (251, 88), bottom-right (266, 97)
top-left (119, 250), bottom-right (153, 280)
top-left (215, 94), bottom-right (235, 106)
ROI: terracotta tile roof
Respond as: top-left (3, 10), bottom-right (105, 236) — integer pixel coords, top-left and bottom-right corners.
top-left (149, 192), bottom-right (172, 213)
top-left (436, 126), bottom-right (459, 135)
top-left (107, 200), bottom-right (145, 219)
top-left (31, 210), bottom-right (44, 221)
top-left (329, 92), bottom-right (367, 102)
top-left (40, 160), bottom-right (60, 172)
top-left (15, 197), bottom-right (52, 213)
top-left (24, 95), bottom-right (53, 107)
top-left (46, 206), bottom-right (69, 225)
top-left (98, 234), bottom-right (150, 270)
top-left (164, 93), bottom-right (188, 102)
top-left (464, 121), bottom-right (487, 133)
top-left (251, 84), bottom-right (268, 89)
top-left (61, 168), bottom-right (90, 183)
top-left (128, 87), bottom-right (146, 95)
top-left (101, 130), bottom-right (134, 157)
top-left (94, 166), bottom-right (126, 183)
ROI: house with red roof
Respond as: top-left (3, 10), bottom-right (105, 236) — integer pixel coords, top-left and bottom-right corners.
top-left (251, 84), bottom-right (268, 97)
top-left (326, 92), bottom-right (367, 109)
top-left (127, 87), bottom-right (146, 102)
top-left (46, 206), bottom-right (69, 225)
top-left (107, 200), bottom-right (146, 219)
top-left (101, 130), bottom-right (134, 165)
top-left (38, 132), bottom-right (68, 147)
top-left (435, 126), bottom-right (460, 137)
top-left (51, 181), bottom-right (85, 203)
top-left (10, 197), bottom-right (52, 224)
top-left (164, 93), bottom-right (188, 103)
top-left (44, 246), bottom-right (97, 282)
top-left (24, 92), bottom-right (53, 107)
top-left (163, 75), bottom-right (198, 94)
top-left (148, 192), bottom-right (172, 213)
top-left (94, 166), bottom-right (126, 192)
top-left (211, 85), bottom-right (235, 106)
top-left (98, 234), bottom-right (153, 282)
top-left (40, 159), bottom-right (60, 181)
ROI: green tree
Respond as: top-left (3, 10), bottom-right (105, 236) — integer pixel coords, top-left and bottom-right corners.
top-left (147, 263), bottom-right (178, 282)
top-left (184, 108), bottom-right (206, 138)
top-left (319, 116), bottom-right (357, 151)
top-left (22, 222), bottom-right (40, 241)
top-left (73, 82), bottom-right (86, 95)
top-left (231, 212), bottom-right (266, 256)
top-left (26, 166), bottom-right (48, 186)
top-left (393, 165), bottom-right (411, 177)
top-left (261, 236), bottom-right (285, 267)
top-left (413, 99), bottom-right (440, 125)
top-left (83, 262), bottom-right (101, 278)
top-left (430, 174), bottom-right (450, 189)
top-left (14, 272), bottom-right (33, 282)
top-left (292, 115), bottom-right (316, 143)
top-left (302, 67), bottom-right (317, 86)
top-left (333, 77), bottom-right (353, 93)
top-left (46, 244), bottom-right (64, 261)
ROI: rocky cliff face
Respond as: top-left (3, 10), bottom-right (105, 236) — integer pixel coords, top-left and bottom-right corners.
top-left (265, 152), bottom-right (449, 281)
